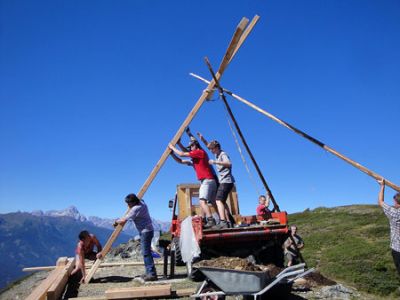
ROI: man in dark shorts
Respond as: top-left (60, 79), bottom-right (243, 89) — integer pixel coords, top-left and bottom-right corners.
top-left (198, 133), bottom-right (235, 230)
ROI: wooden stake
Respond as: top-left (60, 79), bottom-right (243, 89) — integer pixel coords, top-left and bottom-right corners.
top-left (84, 15), bottom-right (260, 284)
top-left (190, 73), bottom-right (400, 192)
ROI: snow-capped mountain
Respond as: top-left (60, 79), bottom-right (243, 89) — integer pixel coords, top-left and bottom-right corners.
top-left (31, 206), bottom-right (170, 236)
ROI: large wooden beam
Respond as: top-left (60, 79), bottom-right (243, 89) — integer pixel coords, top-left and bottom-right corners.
top-left (206, 15), bottom-right (259, 100)
top-left (85, 15), bottom-right (260, 284)
top-left (105, 284), bottom-right (171, 299)
top-left (25, 257), bottom-right (71, 300)
top-left (190, 73), bottom-right (400, 192)
top-left (47, 258), bottom-right (76, 300)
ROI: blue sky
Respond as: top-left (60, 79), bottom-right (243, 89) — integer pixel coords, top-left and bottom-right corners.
top-left (1, 1), bottom-right (399, 221)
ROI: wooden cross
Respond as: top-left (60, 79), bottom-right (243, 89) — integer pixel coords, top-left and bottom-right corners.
top-left (84, 15), bottom-right (260, 283)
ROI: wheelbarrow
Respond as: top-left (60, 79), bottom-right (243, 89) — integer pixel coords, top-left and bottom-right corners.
top-left (191, 263), bottom-right (314, 300)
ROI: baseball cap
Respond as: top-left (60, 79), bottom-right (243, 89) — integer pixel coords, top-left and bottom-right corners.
top-left (187, 140), bottom-right (200, 148)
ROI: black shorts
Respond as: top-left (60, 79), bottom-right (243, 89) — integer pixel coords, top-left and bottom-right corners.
top-left (392, 249), bottom-right (400, 276)
top-left (85, 251), bottom-right (97, 261)
top-left (215, 183), bottom-right (234, 202)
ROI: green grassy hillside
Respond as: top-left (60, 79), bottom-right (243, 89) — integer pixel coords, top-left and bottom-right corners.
top-left (288, 205), bottom-right (399, 297)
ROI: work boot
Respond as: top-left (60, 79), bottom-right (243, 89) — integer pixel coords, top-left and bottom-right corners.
top-left (142, 274), bottom-right (158, 282)
top-left (212, 220), bottom-right (229, 230)
top-left (203, 217), bottom-right (216, 229)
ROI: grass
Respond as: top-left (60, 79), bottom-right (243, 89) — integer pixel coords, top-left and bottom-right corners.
top-left (288, 205), bottom-right (400, 298)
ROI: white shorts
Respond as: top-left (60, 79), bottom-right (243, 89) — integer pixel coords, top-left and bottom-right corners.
top-left (199, 179), bottom-right (217, 203)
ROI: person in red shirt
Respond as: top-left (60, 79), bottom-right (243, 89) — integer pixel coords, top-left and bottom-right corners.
top-left (169, 140), bottom-right (217, 228)
top-left (256, 195), bottom-right (272, 219)
top-left (70, 230), bottom-right (103, 283)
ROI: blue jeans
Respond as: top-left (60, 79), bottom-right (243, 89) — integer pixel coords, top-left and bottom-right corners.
top-left (141, 230), bottom-right (156, 276)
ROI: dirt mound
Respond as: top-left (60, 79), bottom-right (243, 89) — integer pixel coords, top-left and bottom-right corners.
top-left (194, 256), bottom-right (262, 271)
top-left (293, 270), bottom-right (337, 290)
top-left (257, 263), bottom-right (283, 278)
top-left (304, 271), bottom-right (336, 286)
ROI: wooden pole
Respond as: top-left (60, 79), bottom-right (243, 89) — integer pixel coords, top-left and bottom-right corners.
top-left (204, 57), bottom-right (280, 212)
top-left (84, 15), bottom-right (260, 284)
top-left (23, 260), bottom-right (164, 272)
top-left (190, 73), bottom-right (400, 192)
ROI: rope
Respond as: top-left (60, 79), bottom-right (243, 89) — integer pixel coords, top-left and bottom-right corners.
top-left (223, 101), bottom-right (261, 196)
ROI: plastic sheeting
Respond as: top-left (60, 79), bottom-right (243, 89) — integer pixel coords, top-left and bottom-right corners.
top-left (179, 216), bottom-right (201, 263)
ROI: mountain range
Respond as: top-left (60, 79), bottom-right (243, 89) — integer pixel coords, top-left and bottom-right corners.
top-left (0, 206), bottom-right (171, 290)
top-left (30, 206), bottom-right (171, 236)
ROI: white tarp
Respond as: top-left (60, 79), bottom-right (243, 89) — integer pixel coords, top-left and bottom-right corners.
top-left (179, 216), bottom-right (201, 263)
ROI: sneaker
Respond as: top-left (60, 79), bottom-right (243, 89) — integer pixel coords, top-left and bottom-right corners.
top-left (212, 220), bottom-right (229, 230)
top-left (203, 217), bottom-right (216, 229)
top-left (142, 274), bottom-right (158, 282)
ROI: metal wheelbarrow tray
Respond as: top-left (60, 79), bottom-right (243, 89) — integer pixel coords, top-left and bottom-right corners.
top-left (197, 266), bottom-right (271, 294)
top-left (191, 263), bottom-right (314, 299)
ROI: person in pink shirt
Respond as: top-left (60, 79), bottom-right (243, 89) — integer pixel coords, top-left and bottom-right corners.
top-left (256, 195), bottom-right (272, 219)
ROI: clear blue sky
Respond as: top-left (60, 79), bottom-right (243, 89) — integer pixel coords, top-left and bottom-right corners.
top-left (1, 1), bottom-right (399, 221)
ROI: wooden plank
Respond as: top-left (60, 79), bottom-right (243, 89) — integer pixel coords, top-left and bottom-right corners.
top-left (185, 187), bottom-right (192, 217)
top-left (207, 15), bottom-right (259, 99)
top-left (85, 15), bottom-right (259, 284)
top-left (84, 257), bottom-right (103, 284)
top-left (190, 73), bottom-right (400, 192)
top-left (105, 284), bottom-right (171, 299)
top-left (25, 267), bottom-right (64, 300)
top-left (23, 261), bottom-right (164, 272)
top-left (99, 260), bottom-right (164, 267)
top-left (23, 266), bottom-right (56, 272)
top-left (231, 186), bottom-right (240, 215)
top-left (56, 257), bottom-right (69, 266)
top-left (173, 288), bottom-right (195, 297)
top-left (47, 258), bottom-right (76, 300)
top-left (230, 15), bottom-right (260, 63)
top-left (67, 297), bottom-right (107, 300)
top-left (178, 186), bottom-right (187, 219)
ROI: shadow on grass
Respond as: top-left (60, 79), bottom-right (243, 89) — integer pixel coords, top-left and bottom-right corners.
top-left (91, 276), bottom-right (132, 283)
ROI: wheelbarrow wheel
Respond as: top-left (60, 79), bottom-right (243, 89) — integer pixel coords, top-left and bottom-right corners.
top-left (196, 282), bottom-right (226, 300)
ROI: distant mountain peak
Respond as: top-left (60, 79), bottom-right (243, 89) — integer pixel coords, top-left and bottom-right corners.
top-left (27, 206), bottom-right (170, 235)
top-left (39, 206), bottom-right (87, 222)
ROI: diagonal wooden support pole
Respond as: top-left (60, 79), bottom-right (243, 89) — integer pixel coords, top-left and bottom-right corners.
top-left (204, 57), bottom-right (280, 212)
top-left (190, 73), bottom-right (400, 192)
top-left (84, 15), bottom-right (260, 284)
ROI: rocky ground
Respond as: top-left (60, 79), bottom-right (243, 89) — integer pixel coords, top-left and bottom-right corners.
top-left (0, 239), bottom-right (395, 299)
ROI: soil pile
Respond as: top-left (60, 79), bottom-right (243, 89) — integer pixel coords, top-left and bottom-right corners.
top-left (194, 256), bottom-right (262, 271)
top-left (304, 271), bottom-right (336, 286)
